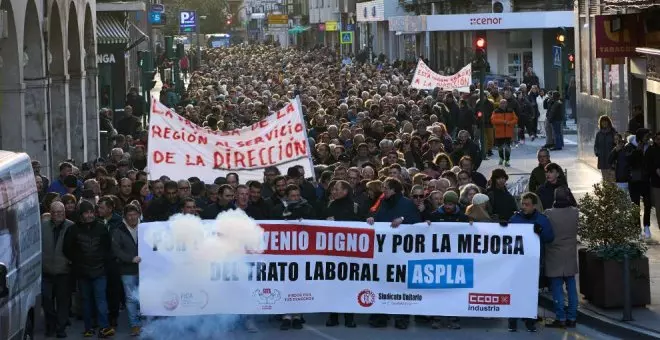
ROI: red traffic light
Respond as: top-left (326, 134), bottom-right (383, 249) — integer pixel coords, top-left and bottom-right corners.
top-left (476, 38), bottom-right (486, 49)
top-left (477, 111), bottom-right (483, 118)
top-left (568, 54), bottom-right (575, 62)
top-left (226, 19), bottom-right (232, 25)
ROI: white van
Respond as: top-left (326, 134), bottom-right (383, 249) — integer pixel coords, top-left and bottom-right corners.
top-left (0, 152), bottom-right (42, 340)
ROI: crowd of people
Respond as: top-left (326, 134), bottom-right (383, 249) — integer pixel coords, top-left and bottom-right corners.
top-left (38, 45), bottom-right (589, 338)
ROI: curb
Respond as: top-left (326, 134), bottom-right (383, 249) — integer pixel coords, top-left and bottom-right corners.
top-left (539, 294), bottom-right (660, 339)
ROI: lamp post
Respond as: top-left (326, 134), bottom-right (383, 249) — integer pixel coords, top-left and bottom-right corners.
top-left (196, 15), bottom-right (207, 70)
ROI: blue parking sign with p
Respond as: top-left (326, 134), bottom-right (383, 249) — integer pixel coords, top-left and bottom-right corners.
top-left (180, 10), bottom-right (197, 32)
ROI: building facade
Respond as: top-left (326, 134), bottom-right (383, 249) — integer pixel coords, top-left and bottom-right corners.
top-left (573, 0), bottom-right (660, 167)
top-left (0, 0), bottom-right (98, 177)
top-left (381, 0), bottom-right (575, 89)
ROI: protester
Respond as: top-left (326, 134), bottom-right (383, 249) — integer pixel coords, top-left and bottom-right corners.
top-left (543, 187), bottom-right (579, 329)
top-left (42, 201), bottom-right (74, 338)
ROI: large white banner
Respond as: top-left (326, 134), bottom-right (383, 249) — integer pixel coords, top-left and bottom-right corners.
top-left (146, 96), bottom-right (314, 183)
top-left (411, 59), bottom-right (472, 91)
top-left (138, 220), bottom-right (540, 318)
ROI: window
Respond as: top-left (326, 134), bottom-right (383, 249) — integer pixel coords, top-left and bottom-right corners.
top-left (590, 16), bottom-right (602, 97)
top-left (579, 17), bottom-right (589, 93)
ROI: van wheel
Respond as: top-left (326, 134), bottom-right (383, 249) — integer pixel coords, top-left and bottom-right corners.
top-left (22, 313), bottom-right (34, 340)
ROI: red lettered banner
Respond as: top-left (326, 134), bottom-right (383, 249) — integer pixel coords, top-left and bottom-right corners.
top-left (147, 96), bottom-right (314, 183)
top-left (139, 219), bottom-right (542, 318)
top-left (411, 59), bottom-right (472, 91)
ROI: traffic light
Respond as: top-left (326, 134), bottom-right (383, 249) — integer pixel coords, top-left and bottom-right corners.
top-left (226, 15), bottom-right (233, 26)
top-left (161, 13), bottom-right (167, 25)
top-left (165, 36), bottom-right (174, 59)
top-left (475, 37), bottom-right (487, 58)
top-left (176, 43), bottom-right (185, 59)
top-left (556, 27), bottom-right (567, 45)
top-left (568, 53), bottom-right (575, 69)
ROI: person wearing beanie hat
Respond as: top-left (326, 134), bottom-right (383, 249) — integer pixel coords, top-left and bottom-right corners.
top-left (425, 189), bottom-right (467, 330)
top-left (466, 193), bottom-right (492, 223)
top-left (63, 200), bottom-right (116, 337)
top-left (427, 190), bottom-right (468, 224)
top-left (486, 168), bottom-right (517, 221)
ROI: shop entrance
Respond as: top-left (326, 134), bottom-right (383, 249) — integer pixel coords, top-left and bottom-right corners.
top-left (506, 50), bottom-right (533, 85)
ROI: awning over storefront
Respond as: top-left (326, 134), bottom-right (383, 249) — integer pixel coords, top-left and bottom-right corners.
top-left (97, 13), bottom-right (130, 45)
top-left (603, 0), bottom-right (660, 9)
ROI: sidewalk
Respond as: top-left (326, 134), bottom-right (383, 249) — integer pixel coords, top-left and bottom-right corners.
top-left (477, 136), bottom-right (660, 338)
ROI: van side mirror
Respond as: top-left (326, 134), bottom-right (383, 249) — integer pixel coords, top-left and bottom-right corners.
top-left (0, 263), bottom-right (8, 298)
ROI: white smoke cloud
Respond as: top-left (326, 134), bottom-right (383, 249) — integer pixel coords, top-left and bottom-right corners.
top-left (139, 210), bottom-right (264, 337)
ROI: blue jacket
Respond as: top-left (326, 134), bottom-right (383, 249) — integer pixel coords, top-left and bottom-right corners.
top-left (509, 210), bottom-right (554, 243)
top-left (47, 178), bottom-right (83, 196)
top-left (374, 194), bottom-right (421, 224)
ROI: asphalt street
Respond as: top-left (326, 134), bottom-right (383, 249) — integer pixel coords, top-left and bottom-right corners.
top-left (35, 312), bottom-right (619, 340)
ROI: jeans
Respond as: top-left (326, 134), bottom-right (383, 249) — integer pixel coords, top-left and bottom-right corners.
top-left (551, 121), bottom-right (564, 149)
top-left (550, 276), bottom-right (578, 321)
top-left (42, 273), bottom-right (71, 333)
top-left (121, 275), bottom-right (141, 327)
top-left (79, 276), bottom-right (109, 330)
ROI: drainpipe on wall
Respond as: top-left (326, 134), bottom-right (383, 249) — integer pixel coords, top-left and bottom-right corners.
top-left (43, 0), bottom-right (53, 179)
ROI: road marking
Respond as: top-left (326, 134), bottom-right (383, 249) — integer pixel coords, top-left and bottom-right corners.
top-left (304, 324), bottom-right (345, 340)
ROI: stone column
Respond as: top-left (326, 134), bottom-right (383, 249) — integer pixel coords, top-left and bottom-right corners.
top-left (50, 75), bottom-right (71, 167)
top-left (24, 78), bottom-right (49, 173)
top-left (85, 67), bottom-right (100, 160)
top-left (0, 83), bottom-right (27, 152)
top-left (68, 73), bottom-right (87, 163)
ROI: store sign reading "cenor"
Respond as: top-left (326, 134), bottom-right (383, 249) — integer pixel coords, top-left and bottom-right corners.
top-left (426, 11), bottom-right (573, 31)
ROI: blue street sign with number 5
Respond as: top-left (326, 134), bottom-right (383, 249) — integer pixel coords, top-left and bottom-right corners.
top-left (340, 31), bottom-right (353, 44)
top-left (553, 46), bottom-right (562, 68)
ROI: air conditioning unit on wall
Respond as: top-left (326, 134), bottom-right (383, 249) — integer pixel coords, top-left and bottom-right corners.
top-left (492, 0), bottom-right (512, 13)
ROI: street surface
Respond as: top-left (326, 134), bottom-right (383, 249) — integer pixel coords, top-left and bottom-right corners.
top-left (34, 135), bottom-right (617, 339)
top-left (35, 312), bottom-right (618, 339)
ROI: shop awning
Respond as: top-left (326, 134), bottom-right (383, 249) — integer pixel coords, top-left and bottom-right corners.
top-left (97, 13), bottom-right (130, 45)
top-left (603, 0), bottom-right (660, 9)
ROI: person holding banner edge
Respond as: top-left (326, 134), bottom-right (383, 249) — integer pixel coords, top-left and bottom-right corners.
top-left (366, 177), bottom-right (421, 329)
top-left (323, 180), bottom-right (364, 328)
top-left (507, 192), bottom-right (555, 332)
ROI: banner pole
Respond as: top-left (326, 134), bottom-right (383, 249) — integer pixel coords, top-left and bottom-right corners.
top-left (295, 96), bottom-right (317, 182)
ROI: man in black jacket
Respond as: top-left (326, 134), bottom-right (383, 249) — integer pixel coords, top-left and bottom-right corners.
top-left (144, 181), bottom-right (182, 222)
top-left (626, 129), bottom-right (652, 238)
top-left (323, 180), bottom-right (362, 328)
top-left (245, 181), bottom-right (270, 220)
top-left (63, 201), bottom-right (115, 338)
top-left (111, 204), bottom-right (142, 336)
top-left (97, 196), bottom-right (123, 327)
top-left (201, 184), bottom-right (236, 219)
top-left (547, 92), bottom-right (564, 150)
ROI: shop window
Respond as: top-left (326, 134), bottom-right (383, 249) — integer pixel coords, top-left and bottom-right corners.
top-left (579, 16), bottom-right (589, 93)
top-left (590, 16), bottom-right (602, 97)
